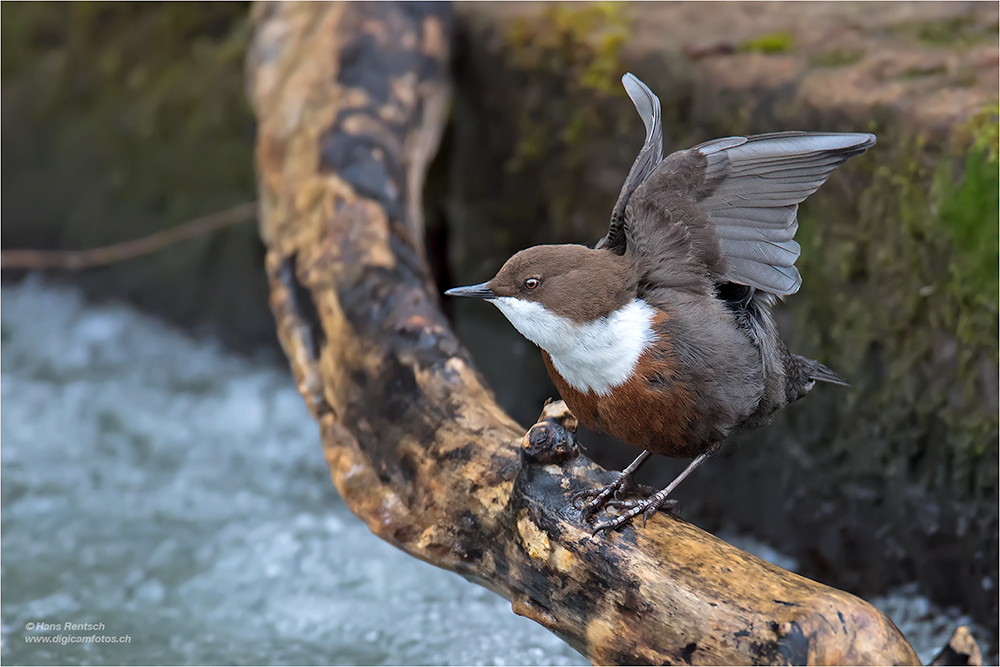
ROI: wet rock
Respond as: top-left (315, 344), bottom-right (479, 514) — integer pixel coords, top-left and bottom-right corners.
top-left (442, 1), bottom-right (999, 649)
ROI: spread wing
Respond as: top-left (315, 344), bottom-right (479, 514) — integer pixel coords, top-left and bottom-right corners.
top-left (688, 131), bottom-right (876, 295)
top-left (597, 73), bottom-right (662, 255)
top-left (612, 117), bottom-right (875, 296)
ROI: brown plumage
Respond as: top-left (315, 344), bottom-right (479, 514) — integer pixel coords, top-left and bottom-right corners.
top-left (446, 73), bottom-right (874, 533)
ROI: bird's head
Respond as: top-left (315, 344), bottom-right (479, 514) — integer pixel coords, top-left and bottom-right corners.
top-left (445, 244), bottom-right (636, 351)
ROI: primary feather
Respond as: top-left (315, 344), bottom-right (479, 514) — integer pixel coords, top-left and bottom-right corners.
top-left (694, 131), bottom-right (876, 295)
top-left (601, 73), bottom-right (664, 255)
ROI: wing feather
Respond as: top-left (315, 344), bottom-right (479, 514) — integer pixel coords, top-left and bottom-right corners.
top-left (700, 132), bottom-right (874, 294)
top-left (622, 129), bottom-right (874, 296)
top-left (600, 75), bottom-right (875, 298)
top-left (711, 205), bottom-right (798, 229)
top-left (718, 237), bottom-right (801, 267)
top-left (598, 73), bottom-right (663, 254)
top-left (725, 258), bottom-right (802, 295)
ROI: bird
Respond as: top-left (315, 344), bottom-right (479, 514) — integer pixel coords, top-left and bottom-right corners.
top-left (445, 73), bottom-right (875, 534)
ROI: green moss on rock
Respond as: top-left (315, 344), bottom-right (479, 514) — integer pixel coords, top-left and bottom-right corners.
top-left (504, 3), bottom-right (630, 173)
top-left (2, 2), bottom-right (270, 349)
top-left (937, 144), bottom-right (999, 349)
top-left (748, 120), bottom-right (997, 629)
top-left (3, 2), bottom-right (254, 230)
top-left (904, 15), bottom-right (1000, 48)
top-left (792, 127), bottom-right (997, 485)
top-left (740, 30), bottom-right (794, 54)
top-left (810, 49), bottom-right (866, 68)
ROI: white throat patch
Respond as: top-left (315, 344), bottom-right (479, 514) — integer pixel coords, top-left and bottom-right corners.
top-left (490, 297), bottom-right (657, 396)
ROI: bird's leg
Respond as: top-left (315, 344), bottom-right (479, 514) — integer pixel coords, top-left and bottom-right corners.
top-left (572, 450), bottom-right (652, 522)
top-left (591, 452), bottom-right (711, 535)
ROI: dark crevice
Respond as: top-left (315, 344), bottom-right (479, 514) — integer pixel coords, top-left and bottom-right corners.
top-left (278, 254), bottom-right (326, 361)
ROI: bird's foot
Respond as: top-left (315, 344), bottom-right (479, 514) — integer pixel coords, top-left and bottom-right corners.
top-left (571, 472), bottom-right (637, 523)
top-left (590, 491), bottom-right (680, 535)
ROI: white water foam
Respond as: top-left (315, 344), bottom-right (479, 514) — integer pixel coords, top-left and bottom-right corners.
top-left (0, 277), bottom-right (586, 666)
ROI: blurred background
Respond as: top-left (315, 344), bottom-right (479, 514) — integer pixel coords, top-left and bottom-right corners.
top-left (2, 2), bottom-right (997, 665)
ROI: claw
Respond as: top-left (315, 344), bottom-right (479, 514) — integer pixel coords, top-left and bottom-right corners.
top-left (612, 476), bottom-right (635, 501)
top-left (572, 450), bottom-right (653, 523)
top-left (605, 497), bottom-right (679, 513)
top-left (573, 472), bottom-right (635, 522)
top-left (642, 502), bottom-right (661, 526)
top-left (570, 488), bottom-right (603, 513)
top-left (582, 452), bottom-right (710, 535)
top-left (590, 504), bottom-right (644, 535)
top-left (571, 488), bottom-right (599, 507)
top-left (591, 496), bottom-right (680, 533)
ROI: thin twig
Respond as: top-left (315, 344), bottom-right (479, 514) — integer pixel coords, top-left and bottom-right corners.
top-left (1, 201), bottom-right (258, 270)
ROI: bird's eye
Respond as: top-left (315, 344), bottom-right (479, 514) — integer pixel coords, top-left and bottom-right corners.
top-left (524, 278), bottom-right (540, 290)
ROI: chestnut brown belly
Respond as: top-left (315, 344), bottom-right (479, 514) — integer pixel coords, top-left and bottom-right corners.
top-left (541, 351), bottom-right (711, 459)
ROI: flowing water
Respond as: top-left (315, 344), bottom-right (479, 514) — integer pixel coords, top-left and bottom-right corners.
top-left (0, 278), bottom-right (990, 665)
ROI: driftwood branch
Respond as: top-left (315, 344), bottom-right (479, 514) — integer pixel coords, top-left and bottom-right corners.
top-left (248, 2), bottom-right (924, 664)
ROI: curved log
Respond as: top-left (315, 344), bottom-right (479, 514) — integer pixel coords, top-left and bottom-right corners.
top-left (247, 2), bottom-right (921, 664)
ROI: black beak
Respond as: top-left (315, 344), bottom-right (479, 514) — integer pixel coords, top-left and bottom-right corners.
top-left (444, 282), bottom-right (495, 299)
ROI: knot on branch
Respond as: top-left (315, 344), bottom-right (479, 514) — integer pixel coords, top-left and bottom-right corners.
top-left (522, 400), bottom-right (580, 465)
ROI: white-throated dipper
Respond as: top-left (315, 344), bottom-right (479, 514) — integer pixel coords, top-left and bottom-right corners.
top-left (446, 73), bottom-right (875, 533)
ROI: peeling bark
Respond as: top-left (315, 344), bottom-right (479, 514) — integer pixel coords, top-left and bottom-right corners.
top-left (247, 2), bottom-right (924, 664)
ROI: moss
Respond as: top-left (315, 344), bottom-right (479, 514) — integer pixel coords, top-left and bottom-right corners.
top-left (899, 63), bottom-right (948, 79)
top-left (810, 49), bottom-right (865, 68)
top-left (965, 102), bottom-right (1000, 162)
top-left (740, 31), bottom-right (793, 55)
top-left (936, 110), bottom-right (1000, 349)
top-left (504, 3), bottom-right (630, 172)
top-left (792, 127), bottom-right (998, 473)
top-left (3, 2), bottom-right (255, 245)
top-left (2, 2), bottom-right (272, 348)
top-left (906, 15), bottom-right (999, 47)
top-left (951, 66), bottom-right (980, 89)
top-left (506, 3), bottom-right (629, 95)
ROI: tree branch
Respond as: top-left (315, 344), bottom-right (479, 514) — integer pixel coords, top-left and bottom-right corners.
top-left (0, 202), bottom-right (257, 270)
top-left (248, 2), bottom-right (923, 664)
